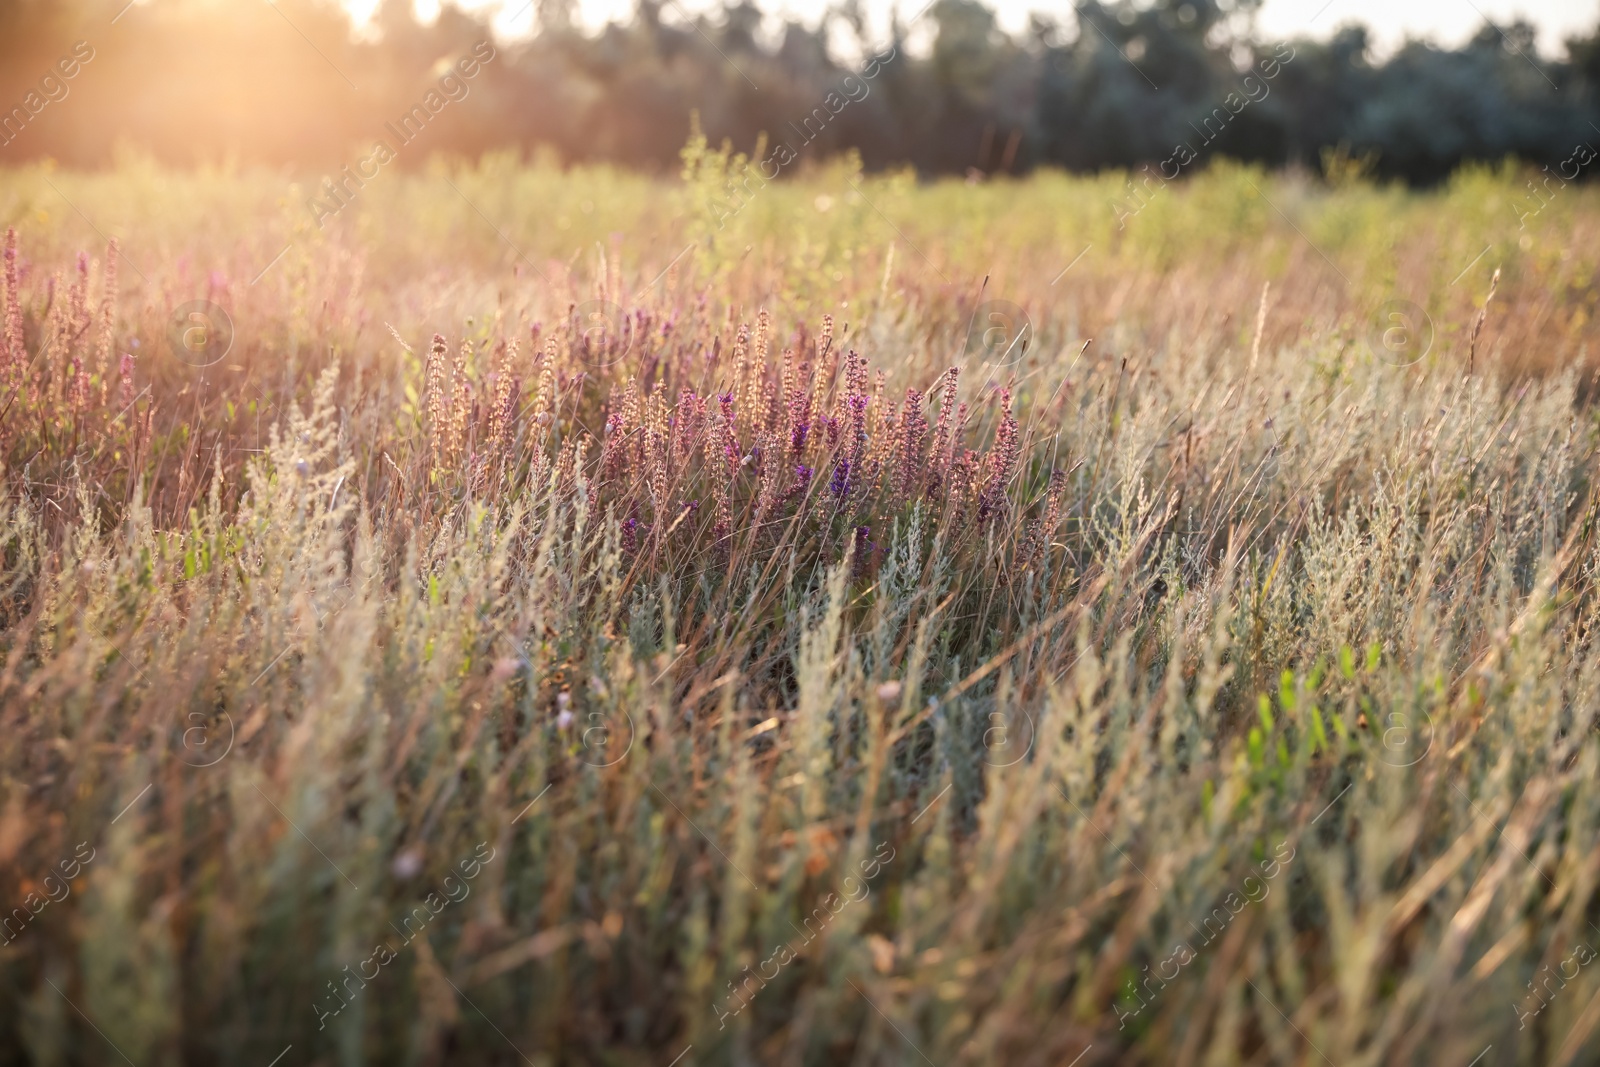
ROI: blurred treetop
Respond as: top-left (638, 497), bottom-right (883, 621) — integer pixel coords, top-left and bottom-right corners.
top-left (0, 0), bottom-right (1595, 183)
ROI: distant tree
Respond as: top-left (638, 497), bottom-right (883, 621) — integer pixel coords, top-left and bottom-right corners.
top-left (0, 0), bottom-right (1594, 183)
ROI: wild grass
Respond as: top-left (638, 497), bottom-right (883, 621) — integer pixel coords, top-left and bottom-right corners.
top-left (1, 150), bottom-right (1599, 1066)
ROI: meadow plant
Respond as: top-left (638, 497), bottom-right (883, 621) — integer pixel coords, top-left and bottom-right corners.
top-left (0, 157), bottom-right (1598, 1066)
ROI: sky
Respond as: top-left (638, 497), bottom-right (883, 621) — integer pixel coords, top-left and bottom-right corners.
top-left (350, 0), bottom-right (1598, 58)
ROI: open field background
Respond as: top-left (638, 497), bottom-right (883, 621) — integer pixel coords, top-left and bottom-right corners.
top-left (2, 156), bottom-right (1600, 1066)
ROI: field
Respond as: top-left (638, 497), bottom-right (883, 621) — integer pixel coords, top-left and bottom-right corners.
top-left (2, 146), bottom-right (1600, 1066)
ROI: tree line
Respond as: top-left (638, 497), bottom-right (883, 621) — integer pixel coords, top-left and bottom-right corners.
top-left (0, 0), bottom-right (1596, 184)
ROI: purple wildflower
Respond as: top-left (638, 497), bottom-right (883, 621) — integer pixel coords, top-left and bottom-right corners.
top-left (829, 459), bottom-right (851, 498)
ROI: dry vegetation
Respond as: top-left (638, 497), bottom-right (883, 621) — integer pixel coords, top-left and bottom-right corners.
top-left (1, 146), bottom-right (1600, 1066)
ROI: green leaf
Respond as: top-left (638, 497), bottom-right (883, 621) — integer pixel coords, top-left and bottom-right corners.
top-left (1308, 656), bottom-right (1326, 691)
